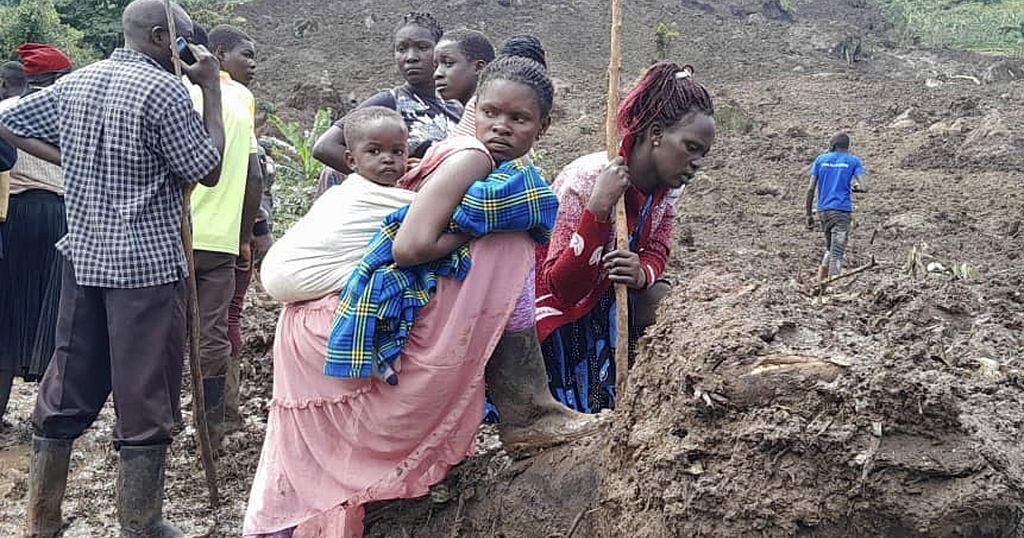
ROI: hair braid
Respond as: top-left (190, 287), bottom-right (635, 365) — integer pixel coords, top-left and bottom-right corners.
top-left (477, 55), bottom-right (554, 117)
top-left (499, 35), bottom-right (547, 68)
top-left (617, 62), bottom-right (714, 161)
top-left (399, 12), bottom-right (444, 43)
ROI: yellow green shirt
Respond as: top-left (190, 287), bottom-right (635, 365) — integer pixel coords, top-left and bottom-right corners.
top-left (189, 71), bottom-right (258, 255)
top-left (0, 171), bottom-right (9, 221)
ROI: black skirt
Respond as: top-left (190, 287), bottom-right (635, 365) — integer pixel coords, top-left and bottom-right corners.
top-left (0, 190), bottom-right (66, 380)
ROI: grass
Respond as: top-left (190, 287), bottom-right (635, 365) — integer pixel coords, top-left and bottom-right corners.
top-left (874, 0), bottom-right (1024, 58)
top-left (715, 102), bottom-right (757, 134)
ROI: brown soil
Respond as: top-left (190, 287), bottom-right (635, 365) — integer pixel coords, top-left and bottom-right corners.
top-left (2, 0), bottom-right (1024, 536)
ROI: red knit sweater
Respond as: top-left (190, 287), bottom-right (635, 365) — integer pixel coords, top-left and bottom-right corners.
top-left (535, 152), bottom-right (679, 342)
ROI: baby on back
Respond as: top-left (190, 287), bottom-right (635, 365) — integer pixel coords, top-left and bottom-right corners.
top-left (262, 107), bottom-right (415, 303)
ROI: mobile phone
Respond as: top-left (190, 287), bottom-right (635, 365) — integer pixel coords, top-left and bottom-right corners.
top-left (175, 36), bottom-right (197, 65)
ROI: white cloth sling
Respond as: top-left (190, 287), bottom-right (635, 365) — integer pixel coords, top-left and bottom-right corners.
top-left (261, 174), bottom-right (415, 304)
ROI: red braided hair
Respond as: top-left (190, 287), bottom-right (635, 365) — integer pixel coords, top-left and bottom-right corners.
top-left (616, 62), bottom-right (714, 163)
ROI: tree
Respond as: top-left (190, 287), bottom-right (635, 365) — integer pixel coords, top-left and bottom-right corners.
top-left (54, 0), bottom-right (131, 58)
top-left (2, 0), bottom-right (242, 67)
top-left (0, 0), bottom-right (98, 66)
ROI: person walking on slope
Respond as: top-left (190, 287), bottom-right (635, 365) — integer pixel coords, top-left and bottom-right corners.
top-left (805, 132), bottom-right (868, 282)
top-left (0, 0), bottom-right (226, 536)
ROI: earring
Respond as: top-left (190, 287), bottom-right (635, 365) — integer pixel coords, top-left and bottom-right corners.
top-left (653, 140), bottom-right (660, 147)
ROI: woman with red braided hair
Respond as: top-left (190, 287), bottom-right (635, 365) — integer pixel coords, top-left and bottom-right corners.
top-left (536, 63), bottom-right (716, 413)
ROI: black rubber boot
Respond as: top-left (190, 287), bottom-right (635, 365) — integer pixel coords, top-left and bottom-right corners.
top-left (485, 328), bottom-right (604, 451)
top-left (116, 445), bottom-right (183, 538)
top-left (25, 436), bottom-right (72, 538)
top-left (0, 368), bottom-right (14, 429)
top-left (202, 376), bottom-right (226, 451)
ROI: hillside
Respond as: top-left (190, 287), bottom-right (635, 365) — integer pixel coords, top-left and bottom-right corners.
top-left (0, 0), bottom-right (1022, 536)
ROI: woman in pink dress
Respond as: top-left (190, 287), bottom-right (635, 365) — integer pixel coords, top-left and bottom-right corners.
top-left (243, 56), bottom-right (590, 538)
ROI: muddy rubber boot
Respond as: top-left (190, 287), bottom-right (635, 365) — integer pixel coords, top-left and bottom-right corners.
top-left (116, 445), bottom-right (183, 538)
top-left (202, 376), bottom-right (226, 451)
top-left (25, 436), bottom-right (72, 538)
top-left (486, 328), bottom-right (605, 451)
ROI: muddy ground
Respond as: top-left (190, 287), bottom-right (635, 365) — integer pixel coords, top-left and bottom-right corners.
top-left (1, 0), bottom-right (1023, 536)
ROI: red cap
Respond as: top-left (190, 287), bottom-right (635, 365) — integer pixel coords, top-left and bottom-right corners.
top-left (15, 43), bottom-right (73, 76)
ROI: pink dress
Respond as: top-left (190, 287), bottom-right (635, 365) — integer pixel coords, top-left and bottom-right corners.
top-left (243, 194), bottom-right (535, 535)
top-left (244, 234), bottom-right (532, 536)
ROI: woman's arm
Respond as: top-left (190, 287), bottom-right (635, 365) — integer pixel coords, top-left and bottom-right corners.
top-left (539, 159), bottom-right (630, 305)
top-left (312, 125), bottom-right (351, 174)
top-left (392, 149), bottom-right (492, 267)
top-left (636, 202), bottom-right (674, 288)
top-left (0, 125), bottom-right (61, 166)
top-left (539, 185), bottom-right (611, 305)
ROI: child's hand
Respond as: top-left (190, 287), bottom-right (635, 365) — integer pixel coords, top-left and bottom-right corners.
top-left (603, 249), bottom-right (646, 289)
top-left (806, 215), bottom-right (815, 230)
top-left (587, 157), bottom-right (629, 221)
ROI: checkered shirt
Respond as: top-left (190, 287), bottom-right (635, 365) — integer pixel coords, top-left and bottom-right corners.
top-left (0, 49), bottom-right (220, 288)
top-left (324, 157), bottom-right (559, 380)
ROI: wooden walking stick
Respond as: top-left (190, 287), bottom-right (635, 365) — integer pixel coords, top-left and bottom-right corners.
top-left (162, 0), bottom-right (220, 506)
top-left (605, 0), bottom-right (631, 395)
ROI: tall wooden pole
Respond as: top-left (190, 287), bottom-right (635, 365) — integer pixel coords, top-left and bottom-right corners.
top-left (605, 0), bottom-right (631, 396)
top-left (162, 0), bottom-right (220, 506)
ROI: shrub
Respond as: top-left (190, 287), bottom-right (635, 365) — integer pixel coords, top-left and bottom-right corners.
top-left (875, 0), bottom-right (1024, 58)
top-left (263, 107), bottom-right (333, 230)
top-left (0, 0), bottom-right (98, 66)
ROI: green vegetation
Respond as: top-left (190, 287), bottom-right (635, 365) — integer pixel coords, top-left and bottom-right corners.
top-left (0, 0), bottom-right (244, 65)
top-left (875, 0), bottom-right (1024, 57)
top-left (0, 0), bottom-right (98, 66)
top-left (653, 22), bottom-right (681, 61)
top-left (715, 102), bottom-right (757, 134)
top-left (263, 108), bottom-right (333, 230)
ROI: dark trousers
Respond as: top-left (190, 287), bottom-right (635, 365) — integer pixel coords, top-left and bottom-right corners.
top-left (32, 260), bottom-right (186, 446)
top-left (195, 250), bottom-right (236, 378)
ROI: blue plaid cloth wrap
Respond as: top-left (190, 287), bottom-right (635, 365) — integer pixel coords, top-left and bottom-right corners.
top-left (324, 158), bottom-right (558, 379)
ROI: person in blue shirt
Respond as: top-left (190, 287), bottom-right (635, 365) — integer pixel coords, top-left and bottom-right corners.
top-left (805, 132), bottom-right (867, 281)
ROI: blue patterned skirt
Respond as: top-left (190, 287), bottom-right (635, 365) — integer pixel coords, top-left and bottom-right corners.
top-left (541, 289), bottom-right (640, 414)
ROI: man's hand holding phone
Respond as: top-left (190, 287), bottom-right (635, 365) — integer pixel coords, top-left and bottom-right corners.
top-left (178, 41), bottom-right (221, 90)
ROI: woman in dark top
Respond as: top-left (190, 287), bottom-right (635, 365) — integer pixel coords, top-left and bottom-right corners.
top-left (313, 12), bottom-right (463, 181)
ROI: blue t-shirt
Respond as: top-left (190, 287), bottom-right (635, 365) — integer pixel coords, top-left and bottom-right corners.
top-left (812, 151), bottom-right (864, 212)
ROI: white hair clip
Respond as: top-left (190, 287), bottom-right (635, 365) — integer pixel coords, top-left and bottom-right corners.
top-left (675, 65), bottom-right (695, 79)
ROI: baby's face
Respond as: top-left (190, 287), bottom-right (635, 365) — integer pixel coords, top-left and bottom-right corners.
top-left (348, 120), bottom-right (409, 186)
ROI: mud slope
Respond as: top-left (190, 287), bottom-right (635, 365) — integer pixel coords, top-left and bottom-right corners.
top-left (1, 0), bottom-right (1022, 536)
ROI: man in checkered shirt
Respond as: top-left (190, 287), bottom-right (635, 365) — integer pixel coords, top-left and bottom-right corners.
top-left (0, 1), bottom-right (226, 536)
